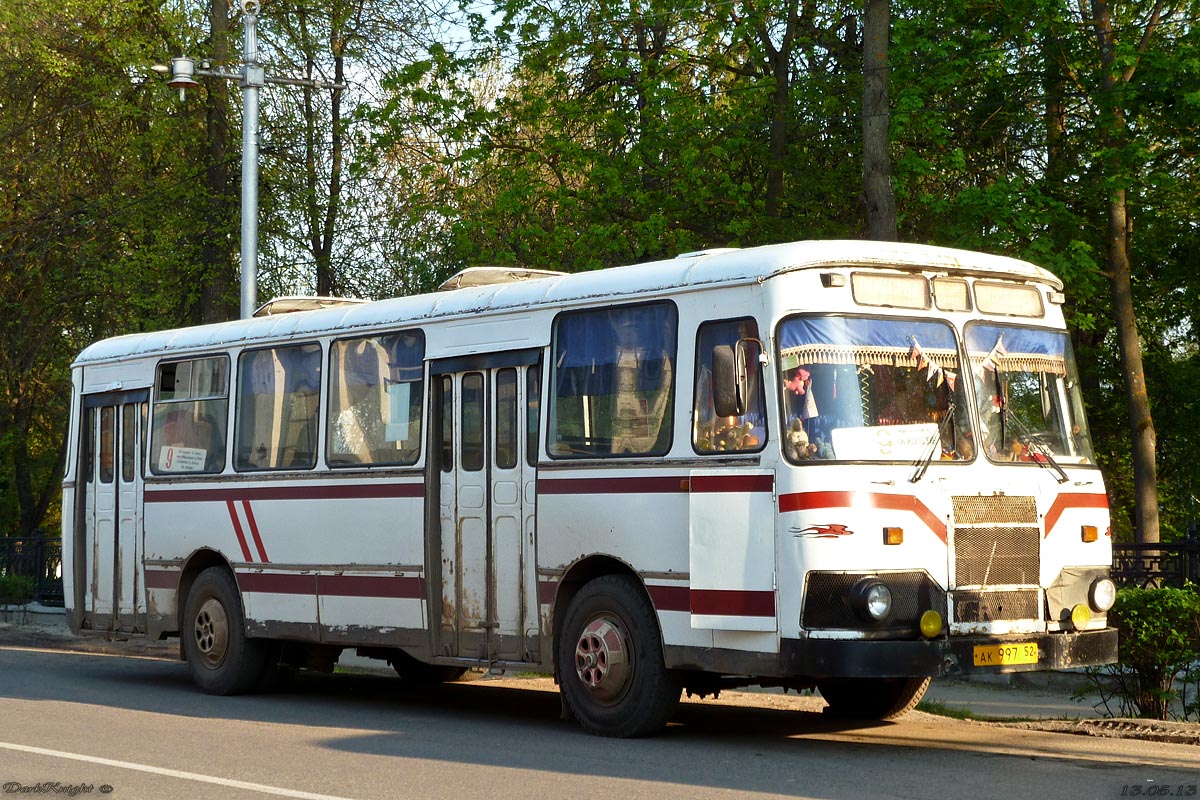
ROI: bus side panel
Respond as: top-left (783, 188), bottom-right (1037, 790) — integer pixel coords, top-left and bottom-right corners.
top-left (536, 471), bottom-right (715, 654)
top-left (145, 482), bottom-right (430, 645)
top-left (688, 469), bottom-right (776, 632)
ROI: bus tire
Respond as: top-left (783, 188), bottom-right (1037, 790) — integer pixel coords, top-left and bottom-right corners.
top-left (182, 566), bottom-right (268, 695)
top-left (557, 574), bottom-right (680, 737)
top-left (817, 676), bottom-right (930, 720)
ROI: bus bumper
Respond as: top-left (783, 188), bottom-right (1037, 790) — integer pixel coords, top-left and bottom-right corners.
top-left (779, 627), bottom-right (1117, 679)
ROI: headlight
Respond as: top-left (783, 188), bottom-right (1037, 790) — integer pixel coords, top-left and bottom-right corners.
top-left (850, 578), bottom-right (893, 622)
top-left (1089, 577), bottom-right (1117, 612)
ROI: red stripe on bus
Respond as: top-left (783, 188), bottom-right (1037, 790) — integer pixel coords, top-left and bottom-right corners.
top-left (143, 569), bottom-right (178, 590)
top-left (235, 572), bottom-right (424, 599)
top-left (538, 475), bottom-right (773, 495)
top-left (689, 474), bottom-right (774, 493)
top-left (144, 483), bottom-right (425, 503)
top-left (646, 584), bottom-right (690, 612)
top-left (779, 490), bottom-right (948, 543)
top-left (689, 588), bottom-right (776, 617)
top-left (236, 572), bottom-right (316, 595)
top-left (538, 476), bottom-right (689, 494)
top-left (1044, 493), bottom-right (1109, 538)
top-left (226, 500), bottom-right (254, 562)
top-left (538, 581), bottom-right (772, 617)
top-left (242, 500), bottom-right (269, 563)
top-left (318, 575), bottom-right (426, 599)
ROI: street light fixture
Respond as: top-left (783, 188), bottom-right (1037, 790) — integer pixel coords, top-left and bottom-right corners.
top-left (154, 0), bottom-right (342, 319)
top-left (166, 57), bottom-right (200, 100)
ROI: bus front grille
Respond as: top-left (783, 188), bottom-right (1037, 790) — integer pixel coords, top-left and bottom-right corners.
top-left (950, 495), bottom-right (1041, 623)
top-left (953, 589), bottom-right (1040, 622)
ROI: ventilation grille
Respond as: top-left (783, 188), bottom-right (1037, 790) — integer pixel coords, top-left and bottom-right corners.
top-left (950, 495), bottom-right (1042, 623)
top-left (952, 494), bottom-right (1037, 525)
top-left (953, 590), bottom-right (1040, 623)
top-left (952, 495), bottom-right (1040, 587)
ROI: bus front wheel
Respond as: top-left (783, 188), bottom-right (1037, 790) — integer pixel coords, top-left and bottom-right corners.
top-left (182, 566), bottom-right (268, 695)
top-left (557, 574), bottom-right (680, 737)
top-left (817, 676), bottom-right (931, 720)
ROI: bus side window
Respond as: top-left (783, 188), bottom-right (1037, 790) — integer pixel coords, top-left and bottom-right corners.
top-left (150, 357), bottom-right (229, 475)
top-left (495, 368), bottom-right (518, 470)
top-left (98, 406), bottom-right (115, 483)
top-left (235, 344), bottom-right (321, 471)
top-left (693, 318), bottom-right (767, 454)
top-left (526, 365), bottom-right (541, 467)
top-left (327, 330), bottom-right (424, 467)
top-left (549, 302), bottom-right (677, 457)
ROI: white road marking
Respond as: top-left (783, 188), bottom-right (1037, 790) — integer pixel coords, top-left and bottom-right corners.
top-left (0, 741), bottom-right (359, 800)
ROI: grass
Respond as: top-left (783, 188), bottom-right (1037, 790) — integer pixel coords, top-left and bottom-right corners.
top-left (916, 699), bottom-right (980, 720)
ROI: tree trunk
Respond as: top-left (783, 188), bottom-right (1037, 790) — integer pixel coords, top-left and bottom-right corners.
top-left (757, 0), bottom-right (798, 219)
top-left (862, 0), bottom-right (896, 241)
top-left (1106, 189), bottom-right (1160, 543)
top-left (1090, 0), bottom-right (1163, 544)
top-left (201, 0), bottom-right (235, 323)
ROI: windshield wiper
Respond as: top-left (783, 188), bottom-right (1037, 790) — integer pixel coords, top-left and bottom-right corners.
top-left (910, 400), bottom-right (955, 483)
top-left (998, 410), bottom-right (1075, 484)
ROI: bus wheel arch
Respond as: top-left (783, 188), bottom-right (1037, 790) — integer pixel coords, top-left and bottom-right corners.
top-left (553, 561), bottom-right (680, 737)
top-left (175, 548), bottom-right (235, 637)
top-left (550, 555), bottom-right (648, 662)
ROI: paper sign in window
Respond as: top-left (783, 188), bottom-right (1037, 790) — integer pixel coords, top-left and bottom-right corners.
top-left (385, 382), bottom-right (412, 442)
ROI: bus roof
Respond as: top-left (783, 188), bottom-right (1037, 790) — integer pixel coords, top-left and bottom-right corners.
top-left (74, 240), bottom-right (1061, 366)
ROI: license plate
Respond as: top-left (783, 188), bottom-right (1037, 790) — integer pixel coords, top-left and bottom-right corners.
top-left (973, 642), bottom-right (1039, 667)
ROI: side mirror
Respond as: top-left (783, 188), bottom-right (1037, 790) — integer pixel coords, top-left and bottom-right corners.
top-left (712, 345), bottom-right (742, 417)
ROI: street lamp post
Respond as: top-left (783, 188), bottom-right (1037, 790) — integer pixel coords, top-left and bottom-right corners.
top-left (156, 0), bottom-right (342, 319)
top-left (239, 3), bottom-right (262, 322)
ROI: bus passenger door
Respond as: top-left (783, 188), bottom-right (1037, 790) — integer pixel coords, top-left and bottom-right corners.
top-left (85, 405), bottom-right (117, 629)
top-left (433, 357), bottom-right (539, 664)
top-left (80, 392), bottom-right (147, 634)
top-left (114, 402), bottom-right (146, 632)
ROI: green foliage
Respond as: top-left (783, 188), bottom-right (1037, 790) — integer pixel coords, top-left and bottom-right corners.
top-left (2, 0), bottom-right (1200, 543)
top-left (0, 574), bottom-right (35, 605)
top-left (1081, 586), bottom-right (1200, 721)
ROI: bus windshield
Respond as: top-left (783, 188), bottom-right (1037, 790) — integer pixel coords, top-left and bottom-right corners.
top-left (965, 323), bottom-right (1095, 466)
top-left (777, 316), bottom-right (971, 463)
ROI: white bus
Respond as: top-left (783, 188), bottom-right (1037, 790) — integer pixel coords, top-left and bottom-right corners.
top-left (61, 240), bottom-right (1117, 737)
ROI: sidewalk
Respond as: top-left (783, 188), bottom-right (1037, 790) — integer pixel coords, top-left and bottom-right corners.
top-left (924, 674), bottom-right (1103, 720)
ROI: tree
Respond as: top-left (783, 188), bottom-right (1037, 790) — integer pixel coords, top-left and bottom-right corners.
top-left (862, 0), bottom-right (897, 240)
top-left (1087, 0), bottom-right (1168, 544)
top-left (0, 0), bottom-right (207, 536)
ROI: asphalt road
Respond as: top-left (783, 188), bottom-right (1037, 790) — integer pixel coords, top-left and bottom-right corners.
top-left (1, 642), bottom-right (1197, 800)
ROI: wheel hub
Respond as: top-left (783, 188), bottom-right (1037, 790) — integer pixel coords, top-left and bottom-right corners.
top-left (193, 597), bottom-right (230, 669)
top-left (574, 616), bottom-right (631, 704)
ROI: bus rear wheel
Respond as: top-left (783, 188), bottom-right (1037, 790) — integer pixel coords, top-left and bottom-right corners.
top-left (557, 575), bottom-right (680, 737)
top-left (817, 676), bottom-right (930, 720)
top-left (182, 566), bottom-right (268, 695)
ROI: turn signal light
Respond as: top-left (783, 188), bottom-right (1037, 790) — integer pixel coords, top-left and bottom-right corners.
top-left (883, 527), bottom-right (904, 545)
top-left (1081, 525), bottom-right (1099, 543)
